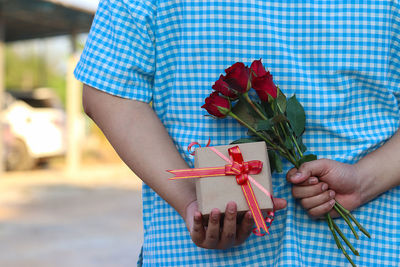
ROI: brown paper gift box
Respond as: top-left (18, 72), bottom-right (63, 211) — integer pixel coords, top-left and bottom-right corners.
top-left (194, 141), bottom-right (273, 219)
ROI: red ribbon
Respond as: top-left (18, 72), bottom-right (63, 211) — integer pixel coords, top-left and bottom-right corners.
top-left (168, 145), bottom-right (273, 235)
top-left (187, 139), bottom-right (211, 155)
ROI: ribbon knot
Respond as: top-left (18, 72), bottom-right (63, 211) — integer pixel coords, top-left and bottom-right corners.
top-left (229, 161), bottom-right (245, 175)
top-left (225, 160), bottom-right (263, 185)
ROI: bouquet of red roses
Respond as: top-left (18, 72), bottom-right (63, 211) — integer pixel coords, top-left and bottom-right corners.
top-left (202, 59), bottom-right (370, 267)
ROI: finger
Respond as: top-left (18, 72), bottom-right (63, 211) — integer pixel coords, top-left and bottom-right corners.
top-left (203, 209), bottom-right (221, 249)
top-left (307, 199), bottom-right (336, 219)
top-left (273, 198), bottom-right (287, 210)
top-left (235, 211), bottom-right (254, 246)
top-left (297, 159), bottom-right (332, 181)
top-left (292, 182), bottom-right (328, 199)
top-left (297, 177), bottom-right (319, 186)
top-left (190, 211), bottom-right (206, 245)
top-left (218, 202), bottom-right (237, 249)
top-left (286, 168), bottom-right (298, 182)
top-left (288, 159), bottom-right (332, 184)
top-left (287, 171), bottom-right (309, 184)
top-left (300, 190), bottom-right (336, 210)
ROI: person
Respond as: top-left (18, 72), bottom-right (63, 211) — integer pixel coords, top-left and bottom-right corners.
top-left (74, 0), bottom-right (400, 266)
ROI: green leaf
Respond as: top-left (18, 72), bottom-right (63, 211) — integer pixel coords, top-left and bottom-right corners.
top-left (286, 95), bottom-right (306, 137)
top-left (236, 94), bottom-right (264, 120)
top-left (284, 138), bottom-right (293, 150)
top-left (297, 154), bottom-right (317, 166)
top-left (267, 93), bottom-right (275, 103)
top-left (261, 100), bottom-right (274, 117)
top-left (268, 150), bottom-right (283, 173)
top-left (231, 98), bottom-right (256, 128)
top-left (253, 101), bottom-right (268, 117)
top-left (276, 88), bottom-right (287, 113)
top-left (256, 119), bottom-right (273, 131)
top-left (230, 137), bottom-right (263, 144)
top-left (271, 114), bottom-right (287, 125)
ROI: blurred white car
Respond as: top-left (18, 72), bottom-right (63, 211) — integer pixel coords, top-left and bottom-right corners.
top-left (2, 88), bottom-right (67, 170)
top-left (2, 121), bottom-right (17, 170)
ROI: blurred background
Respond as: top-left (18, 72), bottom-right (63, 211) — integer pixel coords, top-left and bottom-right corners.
top-left (0, 1), bottom-right (143, 266)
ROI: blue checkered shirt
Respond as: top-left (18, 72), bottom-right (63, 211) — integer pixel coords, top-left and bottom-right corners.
top-left (75, 0), bottom-right (400, 266)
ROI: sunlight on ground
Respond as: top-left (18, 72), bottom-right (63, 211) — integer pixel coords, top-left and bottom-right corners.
top-left (0, 163), bottom-right (144, 267)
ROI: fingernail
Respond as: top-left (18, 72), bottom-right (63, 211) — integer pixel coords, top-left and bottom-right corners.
top-left (322, 183), bottom-right (328, 191)
top-left (211, 210), bottom-right (219, 221)
top-left (309, 177), bottom-right (318, 184)
top-left (329, 190), bottom-right (335, 198)
top-left (227, 203), bottom-right (236, 214)
top-left (292, 172), bottom-right (302, 181)
top-left (330, 199), bottom-right (336, 206)
top-left (194, 212), bottom-right (201, 221)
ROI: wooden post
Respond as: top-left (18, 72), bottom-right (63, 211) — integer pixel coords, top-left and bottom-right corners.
top-left (65, 52), bottom-right (82, 175)
top-left (0, 18), bottom-right (5, 174)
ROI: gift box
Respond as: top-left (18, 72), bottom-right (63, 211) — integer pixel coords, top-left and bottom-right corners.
top-left (194, 141), bottom-right (273, 221)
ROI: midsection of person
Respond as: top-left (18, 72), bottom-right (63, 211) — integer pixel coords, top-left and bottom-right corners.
top-left (75, 1), bottom-right (400, 266)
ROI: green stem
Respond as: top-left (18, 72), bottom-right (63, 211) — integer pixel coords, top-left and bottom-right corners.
top-left (335, 202), bottom-right (371, 239)
top-left (243, 92), bottom-right (298, 163)
top-left (228, 111), bottom-right (282, 154)
top-left (275, 102), bottom-right (304, 159)
top-left (334, 203), bottom-right (359, 240)
top-left (326, 214), bottom-right (343, 250)
top-left (242, 92), bottom-right (301, 166)
top-left (290, 130), bottom-right (303, 158)
top-left (332, 219), bottom-right (360, 256)
top-left (272, 125), bottom-right (299, 167)
top-left (243, 93), bottom-right (268, 120)
top-left (289, 126), bottom-right (303, 158)
top-left (244, 94), bottom-right (299, 165)
top-left (229, 111), bottom-right (297, 165)
top-left (326, 214), bottom-right (357, 267)
top-left (278, 122), bottom-right (299, 161)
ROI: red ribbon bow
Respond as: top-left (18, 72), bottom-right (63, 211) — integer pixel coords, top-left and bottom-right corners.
top-left (225, 149), bottom-right (263, 185)
top-left (168, 145), bottom-right (272, 235)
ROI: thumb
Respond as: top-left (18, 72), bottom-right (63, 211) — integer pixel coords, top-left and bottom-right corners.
top-left (288, 159), bottom-right (327, 184)
top-left (273, 198), bottom-right (287, 210)
top-left (184, 200), bottom-right (198, 232)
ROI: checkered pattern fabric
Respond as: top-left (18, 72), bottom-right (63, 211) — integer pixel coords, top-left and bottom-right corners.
top-left (75, 0), bottom-right (400, 266)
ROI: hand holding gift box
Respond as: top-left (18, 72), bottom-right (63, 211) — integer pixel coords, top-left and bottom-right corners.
top-left (168, 142), bottom-right (275, 236)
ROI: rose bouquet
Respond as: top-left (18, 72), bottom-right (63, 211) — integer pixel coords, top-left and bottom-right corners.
top-left (202, 59), bottom-right (370, 266)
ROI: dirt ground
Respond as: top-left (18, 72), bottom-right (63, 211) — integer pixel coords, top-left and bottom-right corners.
top-left (0, 163), bottom-right (143, 267)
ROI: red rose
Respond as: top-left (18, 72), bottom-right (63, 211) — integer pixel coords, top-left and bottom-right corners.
top-left (252, 73), bottom-right (277, 100)
top-left (224, 62), bottom-right (250, 93)
top-left (212, 74), bottom-right (248, 99)
top-left (201, 91), bottom-right (231, 118)
top-left (250, 59), bottom-right (267, 79)
top-left (212, 75), bottom-right (239, 99)
top-left (250, 60), bottom-right (277, 100)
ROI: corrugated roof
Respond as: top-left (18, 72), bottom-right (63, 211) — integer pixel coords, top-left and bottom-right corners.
top-left (1, 0), bottom-right (95, 42)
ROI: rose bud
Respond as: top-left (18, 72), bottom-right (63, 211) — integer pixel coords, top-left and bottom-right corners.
top-left (202, 91), bottom-right (231, 118)
top-left (224, 62), bottom-right (251, 93)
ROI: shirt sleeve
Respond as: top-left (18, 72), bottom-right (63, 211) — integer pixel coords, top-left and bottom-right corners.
top-left (74, 0), bottom-right (156, 103)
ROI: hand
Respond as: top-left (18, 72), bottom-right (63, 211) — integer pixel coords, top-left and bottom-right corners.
top-left (184, 198), bottom-right (287, 249)
top-left (286, 159), bottom-right (363, 219)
